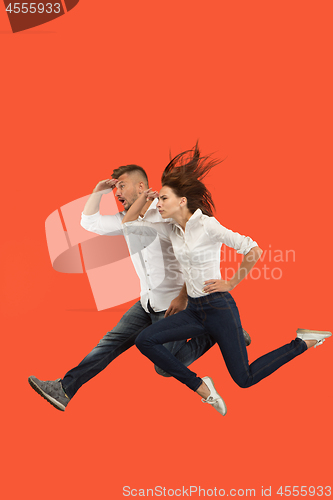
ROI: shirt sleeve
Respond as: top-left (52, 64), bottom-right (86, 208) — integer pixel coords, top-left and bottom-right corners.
top-left (140, 204), bottom-right (173, 224)
top-left (204, 217), bottom-right (259, 255)
top-left (123, 219), bottom-right (172, 242)
top-left (80, 211), bottom-right (123, 236)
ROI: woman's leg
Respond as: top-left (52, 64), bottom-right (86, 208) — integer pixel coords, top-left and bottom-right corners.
top-left (201, 293), bottom-right (307, 388)
top-left (135, 307), bottom-right (206, 392)
top-left (137, 292), bottom-right (311, 393)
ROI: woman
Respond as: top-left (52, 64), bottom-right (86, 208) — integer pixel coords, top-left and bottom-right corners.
top-left (122, 144), bottom-right (331, 416)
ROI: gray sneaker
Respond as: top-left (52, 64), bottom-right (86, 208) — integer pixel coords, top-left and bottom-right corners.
top-left (243, 329), bottom-right (251, 346)
top-left (28, 376), bottom-right (70, 411)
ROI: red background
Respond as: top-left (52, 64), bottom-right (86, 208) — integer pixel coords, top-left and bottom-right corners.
top-left (1, 2), bottom-right (332, 499)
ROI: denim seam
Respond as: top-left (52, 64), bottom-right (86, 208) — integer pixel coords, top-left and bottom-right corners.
top-left (199, 301), bottom-right (207, 327)
top-left (225, 298), bottom-right (306, 383)
top-left (225, 300), bottom-right (250, 380)
top-left (208, 305), bottom-right (229, 311)
top-left (250, 340), bottom-right (306, 379)
top-left (63, 330), bottom-right (143, 395)
top-left (193, 378), bottom-right (203, 392)
top-left (188, 292), bottom-right (230, 307)
top-left (137, 315), bottom-right (204, 392)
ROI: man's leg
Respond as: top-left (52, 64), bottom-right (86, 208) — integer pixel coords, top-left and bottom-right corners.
top-left (28, 301), bottom-right (153, 410)
top-left (148, 301), bottom-right (187, 357)
top-left (62, 301), bottom-right (154, 398)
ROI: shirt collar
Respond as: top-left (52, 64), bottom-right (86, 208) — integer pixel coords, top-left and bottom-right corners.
top-left (172, 209), bottom-right (203, 234)
top-left (148, 198), bottom-right (158, 211)
top-left (186, 208), bottom-right (203, 225)
top-left (135, 198), bottom-right (158, 219)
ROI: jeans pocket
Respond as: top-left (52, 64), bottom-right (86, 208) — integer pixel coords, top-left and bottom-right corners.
top-left (208, 296), bottom-right (230, 311)
top-left (224, 292), bottom-right (235, 303)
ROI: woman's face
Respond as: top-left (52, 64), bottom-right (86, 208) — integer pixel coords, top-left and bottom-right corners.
top-left (156, 185), bottom-right (184, 219)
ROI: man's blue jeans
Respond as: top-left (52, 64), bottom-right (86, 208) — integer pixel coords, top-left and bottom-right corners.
top-left (62, 301), bottom-right (215, 398)
top-left (136, 292), bottom-right (307, 392)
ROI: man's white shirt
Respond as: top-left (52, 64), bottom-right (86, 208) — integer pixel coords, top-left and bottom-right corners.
top-left (80, 199), bottom-right (184, 312)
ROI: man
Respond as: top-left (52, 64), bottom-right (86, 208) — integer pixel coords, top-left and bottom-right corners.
top-left (28, 164), bottom-right (250, 411)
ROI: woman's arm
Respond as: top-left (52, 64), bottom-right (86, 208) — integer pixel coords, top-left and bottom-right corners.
top-left (203, 246), bottom-right (263, 293)
top-left (122, 189), bottom-right (159, 224)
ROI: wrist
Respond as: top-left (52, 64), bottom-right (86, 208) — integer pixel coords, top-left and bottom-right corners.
top-left (137, 192), bottom-right (148, 204)
top-left (227, 279), bottom-right (237, 291)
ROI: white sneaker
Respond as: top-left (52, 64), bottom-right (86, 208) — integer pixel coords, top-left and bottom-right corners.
top-left (296, 329), bottom-right (332, 348)
top-left (201, 376), bottom-right (227, 416)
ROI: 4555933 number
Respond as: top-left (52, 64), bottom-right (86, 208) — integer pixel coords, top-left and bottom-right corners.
top-left (6, 3), bottom-right (61, 13)
top-left (277, 486), bottom-right (331, 496)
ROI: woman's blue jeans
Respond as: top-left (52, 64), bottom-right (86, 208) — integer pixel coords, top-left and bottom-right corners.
top-left (135, 292), bottom-right (307, 392)
top-left (62, 300), bottom-right (215, 398)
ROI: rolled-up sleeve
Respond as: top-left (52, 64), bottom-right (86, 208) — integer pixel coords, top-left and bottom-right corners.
top-left (205, 217), bottom-right (258, 255)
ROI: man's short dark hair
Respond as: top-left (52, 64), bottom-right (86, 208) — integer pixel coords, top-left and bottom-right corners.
top-left (111, 164), bottom-right (149, 187)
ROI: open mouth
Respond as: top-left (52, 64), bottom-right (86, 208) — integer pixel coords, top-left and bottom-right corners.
top-left (118, 197), bottom-right (127, 206)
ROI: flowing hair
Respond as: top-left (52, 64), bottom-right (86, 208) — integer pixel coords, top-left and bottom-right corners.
top-left (161, 142), bottom-right (222, 216)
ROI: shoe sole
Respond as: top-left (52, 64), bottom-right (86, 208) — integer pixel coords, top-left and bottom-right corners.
top-left (28, 377), bottom-right (66, 411)
top-left (297, 329), bottom-right (332, 335)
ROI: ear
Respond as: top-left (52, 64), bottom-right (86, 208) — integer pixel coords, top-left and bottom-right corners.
top-left (180, 197), bottom-right (187, 207)
top-left (138, 181), bottom-right (146, 193)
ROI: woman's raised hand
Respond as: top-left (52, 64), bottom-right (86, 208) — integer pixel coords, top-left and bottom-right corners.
top-left (144, 188), bottom-right (159, 201)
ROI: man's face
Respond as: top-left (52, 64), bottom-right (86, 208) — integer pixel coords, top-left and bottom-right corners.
top-left (114, 173), bottom-right (143, 211)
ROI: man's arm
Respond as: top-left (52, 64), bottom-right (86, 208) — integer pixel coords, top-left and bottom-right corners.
top-left (83, 179), bottom-right (117, 215)
top-left (164, 283), bottom-right (188, 317)
top-left (81, 179), bottom-right (124, 236)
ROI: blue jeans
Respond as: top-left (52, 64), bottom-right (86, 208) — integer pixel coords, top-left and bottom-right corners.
top-left (62, 301), bottom-right (215, 398)
top-left (136, 292), bottom-right (307, 392)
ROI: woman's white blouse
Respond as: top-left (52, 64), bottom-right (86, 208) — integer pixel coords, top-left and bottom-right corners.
top-left (123, 209), bottom-right (258, 298)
